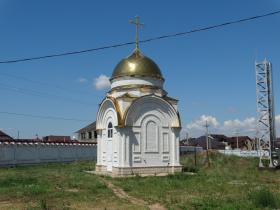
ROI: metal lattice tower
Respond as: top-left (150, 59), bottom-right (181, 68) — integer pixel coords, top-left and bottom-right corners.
top-left (255, 60), bottom-right (276, 168)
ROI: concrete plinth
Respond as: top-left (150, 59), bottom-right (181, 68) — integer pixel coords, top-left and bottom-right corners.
top-left (95, 164), bottom-right (182, 177)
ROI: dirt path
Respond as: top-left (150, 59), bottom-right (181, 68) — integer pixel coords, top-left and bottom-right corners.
top-left (101, 178), bottom-right (166, 210)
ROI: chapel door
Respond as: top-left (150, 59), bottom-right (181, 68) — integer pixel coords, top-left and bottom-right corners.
top-left (106, 122), bottom-right (113, 172)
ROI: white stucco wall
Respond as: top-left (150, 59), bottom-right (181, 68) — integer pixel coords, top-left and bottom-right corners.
top-left (96, 98), bottom-right (119, 171)
top-left (96, 94), bottom-right (181, 173)
top-left (0, 143), bottom-right (96, 166)
top-left (111, 77), bottom-right (163, 89)
top-left (125, 98), bottom-right (181, 168)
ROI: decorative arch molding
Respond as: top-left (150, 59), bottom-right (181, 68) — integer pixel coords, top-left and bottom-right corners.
top-left (140, 113), bottom-right (161, 127)
top-left (142, 114), bottom-right (161, 153)
top-left (124, 95), bottom-right (181, 128)
top-left (96, 98), bottom-right (119, 130)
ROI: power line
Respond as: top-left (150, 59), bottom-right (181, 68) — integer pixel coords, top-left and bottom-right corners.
top-left (0, 41), bottom-right (134, 64)
top-left (140, 10), bottom-right (280, 44)
top-left (0, 82), bottom-right (100, 107)
top-left (0, 72), bottom-right (104, 97)
top-left (0, 111), bottom-right (91, 122)
top-left (0, 9), bottom-right (279, 64)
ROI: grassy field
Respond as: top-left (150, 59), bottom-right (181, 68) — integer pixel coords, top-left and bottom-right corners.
top-left (0, 161), bottom-right (143, 210)
top-left (112, 152), bottom-right (280, 209)
top-left (0, 152), bottom-right (279, 210)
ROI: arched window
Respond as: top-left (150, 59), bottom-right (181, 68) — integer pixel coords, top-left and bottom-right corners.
top-left (108, 122), bottom-right (113, 138)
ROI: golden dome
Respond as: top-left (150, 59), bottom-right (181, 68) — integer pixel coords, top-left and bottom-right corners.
top-left (111, 49), bottom-right (164, 80)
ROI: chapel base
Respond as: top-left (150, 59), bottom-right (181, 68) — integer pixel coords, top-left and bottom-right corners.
top-left (95, 164), bottom-right (182, 177)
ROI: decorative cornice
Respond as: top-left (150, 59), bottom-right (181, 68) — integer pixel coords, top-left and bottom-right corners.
top-left (110, 84), bottom-right (162, 93)
top-left (110, 74), bottom-right (165, 82)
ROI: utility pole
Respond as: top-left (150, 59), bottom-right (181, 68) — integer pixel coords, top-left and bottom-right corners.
top-left (204, 120), bottom-right (210, 167)
top-left (234, 130), bottom-right (239, 150)
top-left (205, 121), bottom-right (210, 150)
top-left (186, 132), bottom-right (189, 145)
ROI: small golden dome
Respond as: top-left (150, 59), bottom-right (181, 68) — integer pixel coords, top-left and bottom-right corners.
top-left (111, 49), bottom-right (163, 80)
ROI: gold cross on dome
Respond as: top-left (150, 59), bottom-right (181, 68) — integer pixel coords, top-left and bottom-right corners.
top-left (129, 16), bottom-right (144, 50)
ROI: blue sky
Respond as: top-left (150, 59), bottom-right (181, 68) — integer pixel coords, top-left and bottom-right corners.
top-left (0, 0), bottom-right (279, 138)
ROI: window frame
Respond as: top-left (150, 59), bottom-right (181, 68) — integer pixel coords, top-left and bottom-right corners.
top-left (107, 122), bottom-right (113, 138)
top-left (88, 131), bottom-right (92, 139)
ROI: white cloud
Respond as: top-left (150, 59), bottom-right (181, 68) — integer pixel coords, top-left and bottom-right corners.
top-left (276, 115), bottom-right (280, 124)
top-left (94, 75), bottom-right (111, 90)
top-left (223, 117), bottom-right (256, 133)
top-left (184, 115), bottom-right (263, 138)
top-left (187, 115), bottom-right (220, 131)
top-left (77, 77), bottom-right (88, 83)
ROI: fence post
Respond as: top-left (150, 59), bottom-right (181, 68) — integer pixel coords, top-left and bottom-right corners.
top-left (194, 147), bottom-right (197, 167)
top-left (13, 144), bottom-right (16, 166)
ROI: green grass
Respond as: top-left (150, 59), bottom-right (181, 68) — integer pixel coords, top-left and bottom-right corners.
top-left (0, 161), bottom-right (144, 210)
top-left (0, 152), bottom-right (279, 209)
top-left (111, 152), bottom-right (280, 210)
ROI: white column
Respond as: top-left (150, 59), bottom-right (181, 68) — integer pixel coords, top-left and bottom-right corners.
top-left (175, 129), bottom-right (180, 165)
top-left (96, 129), bottom-right (102, 165)
top-left (172, 129), bottom-right (176, 165)
top-left (171, 127), bottom-right (180, 166)
top-left (119, 129), bottom-right (125, 167)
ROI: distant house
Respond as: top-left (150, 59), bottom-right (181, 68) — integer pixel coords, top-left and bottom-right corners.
top-left (226, 136), bottom-right (256, 150)
top-left (76, 121), bottom-right (97, 142)
top-left (181, 135), bottom-right (226, 150)
top-left (0, 130), bottom-right (43, 142)
top-left (42, 135), bottom-right (72, 142)
top-left (209, 134), bottom-right (228, 145)
top-left (0, 130), bottom-right (14, 141)
top-left (180, 134), bottom-right (257, 150)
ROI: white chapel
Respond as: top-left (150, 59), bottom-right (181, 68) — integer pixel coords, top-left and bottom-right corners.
top-left (95, 17), bottom-right (182, 176)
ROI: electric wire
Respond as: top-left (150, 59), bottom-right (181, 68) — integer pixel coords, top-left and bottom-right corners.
top-left (0, 111), bottom-right (91, 122)
top-left (0, 9), bottom-right (279, 64)
top-left (0, 72), bottom-right (104, 97)
top-left (0, 10), bottom-right (279, 126)
top-left (0, 83), bottom-right (100, 107)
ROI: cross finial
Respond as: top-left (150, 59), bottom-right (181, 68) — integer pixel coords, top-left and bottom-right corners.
top-left (129, 16), bottom-right (144, 50)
